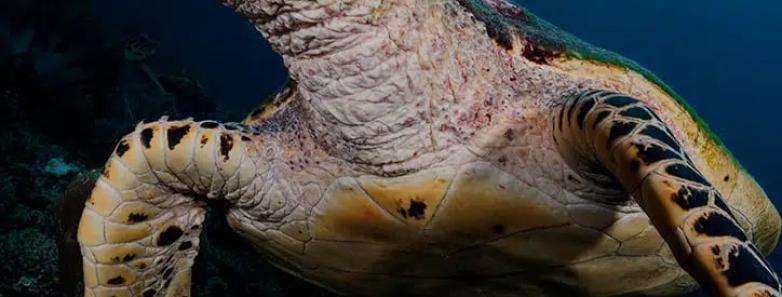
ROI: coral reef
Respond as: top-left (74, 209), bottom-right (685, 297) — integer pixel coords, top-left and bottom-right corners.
top-left (0, 228), bottom-right (59, 297)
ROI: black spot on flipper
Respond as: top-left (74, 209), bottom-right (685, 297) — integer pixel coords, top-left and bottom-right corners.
top-left (604, 96), bottom-right (637, 108)
top-left (200, 121), bottom-right (219, 129)
top-left (127, 213), bottom-right (148, 223)
top-left (558, 102), bottom-right (567, 131)
top-left (107, 276), bottom-right (125, 285)
top-left (143, 289), bottom-right (156, 297)
top-left (103, 165), bottom-right (112, 179)
top-left (582, 90), bottom-right (605, 99)
top-left (576, 98), bottom-right (597, 129)
top-left (634, 143), bottom-right (680, 165)
top-left (178, 241), bottom-right (193, 251)
top-left (620, 107), bottom-right (653, 121)
top-left (592, 110), bottom-right (612, 129)
top-left (167, 125), bottom-right (191, 150)
top-left (692, 212), bottom-right (747, 241)
top-left (607, 121), bottom-right (638, 148)
top-left (122, 254), bottom-right (136, 262)
top-left (163, 277), bottom-right (173, 292)
top-left (712, 193), bottom-right (738, 221)
top-left (640, 125), bottom-right (681, 152)
top-left (711, 245), bottom-right (721, 256)
top-left (567, 96), bottom-right (581, 122)
top-left (724, 175), bottom-right (731, 182)
top-left (116, 140), bottom-right (130, 157)
top-left (219, 134), bottom-right (234, 162)
top-left (722, 244), bottom-right (779, 289)
top-left (492, 224), bottom-right (506, 235)
top-left (665, 164), bottom-right (710, 186)
top-left (157, 226), bottom-right (183, 246)
top-left (162, 266), bottom-right (174, 280)
top-left (141, 128), bottom-right (154, 149)
top-left (748, 244), bottom-right (776, 275)
top-left (671, 186), bottom-right (709, 210)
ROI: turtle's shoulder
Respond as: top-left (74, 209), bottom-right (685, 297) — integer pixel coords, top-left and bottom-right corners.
top-left (456, 0), bottom-right (651, 81)
top-left (457, 0), bottom-right (720, 143)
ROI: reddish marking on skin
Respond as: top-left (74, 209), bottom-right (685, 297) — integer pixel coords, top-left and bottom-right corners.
top-left (456, 112), bottom-right (468, 125)
top-left (522, 42), bottom-right (561, 65)
top-left (504, 129), bottom-right (514, 141)
top-left (469, 104), bottom-right (493, 129)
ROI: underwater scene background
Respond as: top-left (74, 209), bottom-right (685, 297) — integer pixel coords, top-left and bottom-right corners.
top-left (0, 0), bottom-right (779, 296)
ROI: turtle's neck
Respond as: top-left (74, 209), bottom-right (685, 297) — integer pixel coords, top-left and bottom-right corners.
top-left (225, 0), bottom-right (383, 59)
top-left (224, 0), bottom-right (519, 171)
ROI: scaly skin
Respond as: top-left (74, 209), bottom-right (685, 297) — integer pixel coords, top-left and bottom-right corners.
top-left (77, 1), bottom-right (781, 297)
top-left (555, 91), bottom-right (781, 297)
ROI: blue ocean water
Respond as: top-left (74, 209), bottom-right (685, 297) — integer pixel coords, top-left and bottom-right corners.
top-left (83, 0), bottom-right (782, 295)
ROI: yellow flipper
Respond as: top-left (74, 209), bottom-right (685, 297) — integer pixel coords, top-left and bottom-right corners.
top-left (243, 80), bottom-right (298, 125)
top-left (77, 118), bottom-right (258, 297)
top-left (554, 90), bottom-right (781, 297)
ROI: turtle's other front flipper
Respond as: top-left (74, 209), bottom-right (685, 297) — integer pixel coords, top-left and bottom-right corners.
top-left (77, 118), bottom-right (259, 297)
top-left (554, 90), bottom-right (781, 297)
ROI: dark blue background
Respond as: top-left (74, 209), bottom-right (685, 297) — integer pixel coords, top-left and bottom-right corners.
top-left (92, 0), bottom-right (782, 285)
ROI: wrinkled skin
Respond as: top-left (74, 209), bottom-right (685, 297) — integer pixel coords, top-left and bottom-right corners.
top-left (76, 1), bottom-right (781, 297)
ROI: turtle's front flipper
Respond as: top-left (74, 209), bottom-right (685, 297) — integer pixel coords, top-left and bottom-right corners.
top-left (77, 118), bottom-right (258, 297)
top-left (554, 90), bottom-right (781, 297)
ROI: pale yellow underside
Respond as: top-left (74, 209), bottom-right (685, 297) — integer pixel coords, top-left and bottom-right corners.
top-left (234, 162), bottom-right (692, 297)
top-left (227, 57), bottom-right (780, 297)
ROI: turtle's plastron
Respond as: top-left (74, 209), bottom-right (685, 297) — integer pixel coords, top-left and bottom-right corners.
top-left (77, 118), bottom-right (259, 297)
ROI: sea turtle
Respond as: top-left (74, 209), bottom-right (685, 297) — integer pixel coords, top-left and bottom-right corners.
top-left (76, 1), bottom-right (782, 297)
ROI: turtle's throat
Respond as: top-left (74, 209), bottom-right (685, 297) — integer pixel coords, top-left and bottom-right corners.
top-left (223, 0), bottom-right (383, 59)
top-left (225, 0), bottom-right (449, 166)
